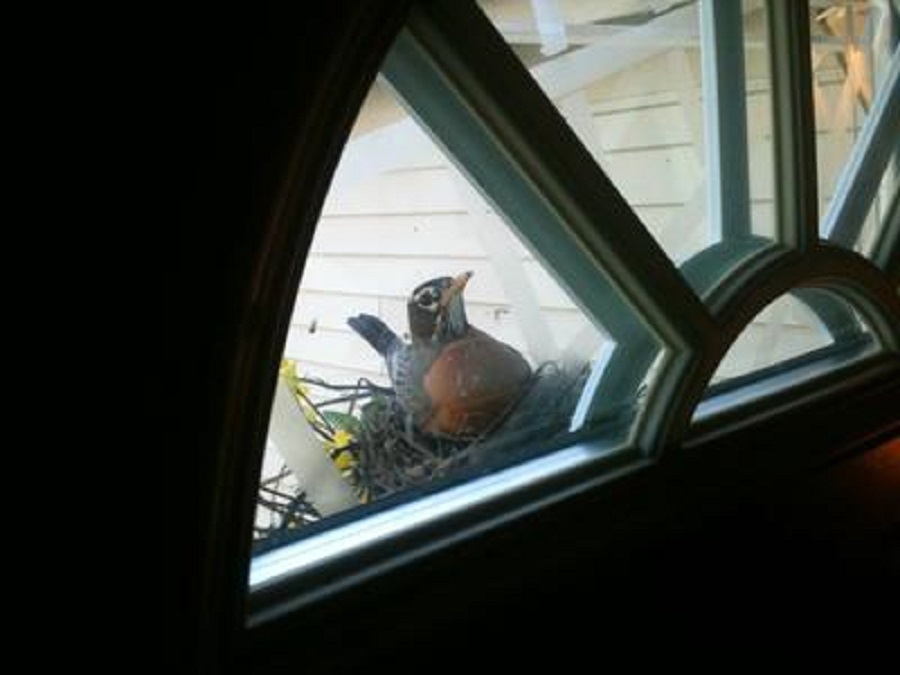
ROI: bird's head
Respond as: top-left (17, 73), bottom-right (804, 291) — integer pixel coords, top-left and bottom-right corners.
top-left (407, 271), bottom-right (473, 343)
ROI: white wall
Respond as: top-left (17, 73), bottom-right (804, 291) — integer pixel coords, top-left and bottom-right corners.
top-left (286, 58), bottom-right (878, 388)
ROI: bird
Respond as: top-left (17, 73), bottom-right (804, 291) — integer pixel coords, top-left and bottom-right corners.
top-left (347, 271), bottom-right (533, 438)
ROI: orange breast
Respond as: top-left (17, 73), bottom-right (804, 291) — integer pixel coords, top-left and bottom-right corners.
top-left (422, 329), bottom-right (531, 437)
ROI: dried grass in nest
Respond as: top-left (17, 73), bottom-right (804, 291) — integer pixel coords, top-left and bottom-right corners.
top-left (254, 468), bottom-right (322, 552)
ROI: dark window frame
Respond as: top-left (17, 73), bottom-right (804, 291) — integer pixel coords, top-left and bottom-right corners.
top-left (181, 2), bottom-right (900, 670)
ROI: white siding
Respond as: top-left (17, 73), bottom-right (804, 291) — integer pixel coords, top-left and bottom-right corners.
top-left (284, 44), bottom-right (879, 394)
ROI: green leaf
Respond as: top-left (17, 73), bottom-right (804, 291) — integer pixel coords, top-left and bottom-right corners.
top-left (360, 395), bottom-right (390, 428)
top-left (323, 410), bottom-right (362, 436)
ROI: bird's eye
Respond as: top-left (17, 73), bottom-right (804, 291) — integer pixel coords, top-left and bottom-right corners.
top-left (415, 288), bottom-right (439, 309)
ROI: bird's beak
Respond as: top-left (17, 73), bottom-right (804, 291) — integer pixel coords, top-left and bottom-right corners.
top-left (441, 271), bottom-right (473, 308)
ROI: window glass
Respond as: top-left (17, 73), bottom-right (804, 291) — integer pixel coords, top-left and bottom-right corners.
top-left (477, 0), bottom-right (777, 271)
top-left (253, 77), bottom-right (657, 552)
top-left (713, 294), bottom-right (833, 383)
top-left (811, 0), bottom-right (898, 249)
top-left (248, 0), bottom-right (899, 579)
top-left (700, 289), bottom-right (875, 414)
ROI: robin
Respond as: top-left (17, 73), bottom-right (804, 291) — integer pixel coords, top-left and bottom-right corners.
top-left (347, 271), bottom-right (533, 438)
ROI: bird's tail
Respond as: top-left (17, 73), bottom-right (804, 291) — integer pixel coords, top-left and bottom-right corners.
top-left (347, 314), bottom-right (402, 357)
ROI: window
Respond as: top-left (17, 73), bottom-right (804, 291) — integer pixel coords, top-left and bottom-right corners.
top-left (253, 78), bottom-right (644, 554)
top-left (811, 0), bottom-right (899, 255)
top-left (248, 0), bottom-right (900, 609)
top-left (477, 0), bottom-right (778, 267)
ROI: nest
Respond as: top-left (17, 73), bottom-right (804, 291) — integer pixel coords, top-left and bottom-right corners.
top-left (254, 469), bottom-right (322, 551)
top-left (254, 358), bottom-right (641, 549)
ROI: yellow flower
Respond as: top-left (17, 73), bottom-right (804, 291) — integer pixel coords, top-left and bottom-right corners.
top-left (280, 360), bottom-right (360, 480)
top-left (325, 428), bottom-right (357, 472)
top-left (335, 452), bottom-right (356, 472)
top-left (332, 428), bottom-right (354, 449)
top-left (279, 358), bottom-right (298, 382)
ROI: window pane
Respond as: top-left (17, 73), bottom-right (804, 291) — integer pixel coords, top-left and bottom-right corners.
top-left (811, 0), bottom-right (899, 249)
top-left (696, 289), bottom-right (876, 420)
top-left (712, 294), bottom-right (832, 383)
top-left (477, 0), bottom-right (777, 274)
top-left (253, 76), bottom-right (657, 553)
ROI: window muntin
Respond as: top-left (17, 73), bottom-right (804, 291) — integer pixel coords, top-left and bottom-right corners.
top-left (248, 0), bottom-right (900, 596)
top-left (857, 169), bottom-right (899, 258)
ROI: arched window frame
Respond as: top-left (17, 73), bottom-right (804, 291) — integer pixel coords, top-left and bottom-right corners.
top-left (223, 0), bottom-right (900, 649)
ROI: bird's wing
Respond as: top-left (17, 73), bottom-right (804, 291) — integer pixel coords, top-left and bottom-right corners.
top-left (388, 343), bottom-right (436, 425)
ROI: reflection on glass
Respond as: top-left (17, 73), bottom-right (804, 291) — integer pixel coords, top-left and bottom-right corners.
top-left (810, 0), bottom-right (898, 247)
top-left (477, 0), bottom-right (777, 266)
top-left (254, 77), bottom-right (636, 552)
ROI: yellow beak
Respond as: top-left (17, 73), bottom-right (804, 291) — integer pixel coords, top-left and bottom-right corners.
top-left (441, 271), bottom-right (473, 307)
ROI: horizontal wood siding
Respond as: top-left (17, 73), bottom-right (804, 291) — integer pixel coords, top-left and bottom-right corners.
top-left (283, 45), bottom-right (874, 397)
